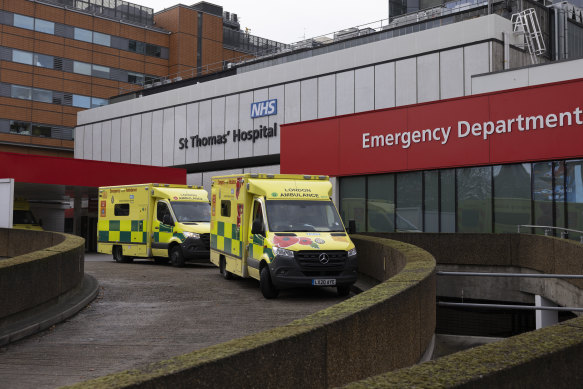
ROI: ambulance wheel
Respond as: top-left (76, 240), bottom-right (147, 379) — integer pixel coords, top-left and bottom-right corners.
top-left (260, 266), bottom-right (279, 299)
top-left (337, 285), bottom-right (351, 297)
top-left (113, 246), bottom-right (132, 263)
top-left (219, 256), bottom-right (233, 280)
top-left (170, 246), bottom-right (185, 267)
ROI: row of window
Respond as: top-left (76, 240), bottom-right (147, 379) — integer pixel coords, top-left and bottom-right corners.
top-left (2, 82), bottom-right (108, 108)
top-left (1, 10), bottom-right (168, 59)
top-left (7, 47), bottom-right (156, 85)
top-left (339, 160), bottom-right (583, 239)
top-left (0, 119), bottom-right (73, 140)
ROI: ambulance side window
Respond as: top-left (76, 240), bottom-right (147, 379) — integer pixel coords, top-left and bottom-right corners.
top-left (251, 201), bottom-right (265, 236)
top-left (114, 204), bottom-right (129, 216)
top-left (221, 200), bottom-right (231, 217)
top-left (157, 202), bottom-right (172, 224)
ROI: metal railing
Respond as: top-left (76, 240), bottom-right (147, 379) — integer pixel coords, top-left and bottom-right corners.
top-left (517, 225), bottom-right (583, 243)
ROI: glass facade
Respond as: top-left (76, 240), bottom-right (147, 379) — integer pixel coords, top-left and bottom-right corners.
top-left (338, 160), bottom-right (583, 240)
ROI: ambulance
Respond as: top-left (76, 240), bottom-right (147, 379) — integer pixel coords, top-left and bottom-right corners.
top-left (210, 174), bottom-right (358, 299)
top-left (97, 183), bottom-right (211, 267)
top-left (12, 199), bottom-right (44, 231)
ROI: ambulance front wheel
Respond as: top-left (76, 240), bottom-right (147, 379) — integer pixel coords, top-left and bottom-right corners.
top-left (170, 246), bottom-right (185, 267)
top-left (260, 266), bottom-right (279, 299)
top-left (219, 256), bottom-right (233, 280)
top-left (113, 246), bottom-right (132, 263)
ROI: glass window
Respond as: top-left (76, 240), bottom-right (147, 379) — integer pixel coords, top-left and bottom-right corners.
top-left (129, 40), bottom-right (145, 54)
top-left (34, 53), bottom-right (53, 68)
top-left (34, 19), bottom-right (54, 34)
top-left (128, 72), bottom-right (145, 84)
top-left (145, 43), bottom-right (161, 57)
top-left (265, 200), bottom-right (344, 232)
top-left (72, 94), bottom-right (91, 108)
top-left (14, 14), bottom-right (34, 30)
top-left (339, 176), bottom-right (365, 232)
top-left (533, 162), bottom-right (553, 231)
top-left (157, 202), bottom-right (172, 223)
top-left (440, 169), bottom-right (456, 232)
top-left (220, 200), bottom-right (231, 217)
top-left (93, 31), bottom-right (111, 46)
top-left (12, 49), bottom-right (33, 65)
top-left (565, 160), bottom-right (583, 236)
top-left (367, 174), bottom-right (395, 232)
top-left (74, 27), bottom-right (92, 43)
top-left (396, 172), bottom-right (423, 231)
top-left (493, 164), bottom-right (532, 233)
top-left (33, 88), bottom-right (52, 103)
top-left (32, 123), bottom-right (51, 137)
top-left (73, 61), bottom-right (92, 75)
top-left (554, 161), bottom-right (566, 229)
top-left (11, 85), bottom-right (32, 100)
top-left (91, 97), bottom-right (108, 108)
top-left (10, 120), bottom-right (31, 135)
top-left (92, 64), bottom-right (110, 78)
top-left (424, 171), bottom-right (439, 232)
top-left (457, 166), bottom-right (492, 232)
top-left (114, 204), bottom-right (130, 216)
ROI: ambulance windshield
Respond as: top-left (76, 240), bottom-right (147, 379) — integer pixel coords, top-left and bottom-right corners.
top-left (265, 200), bottom-right (345, 232)
top-left (170, 201), bottom-right (211, 223)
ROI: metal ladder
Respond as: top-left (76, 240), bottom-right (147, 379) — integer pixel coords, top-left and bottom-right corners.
top-left (511, 8), bottom-right (546, 64)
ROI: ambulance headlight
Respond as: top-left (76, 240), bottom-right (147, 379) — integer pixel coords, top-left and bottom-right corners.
top-left (273, 246), bottom-right (294, 258)
top-left (347, 248), bottom-right (357, 257)
top-left (183, 232), bottom-right (200, 239)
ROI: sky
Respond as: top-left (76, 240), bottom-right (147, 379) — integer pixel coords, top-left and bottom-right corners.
top-left (137, 0), bottom-right (390, 44)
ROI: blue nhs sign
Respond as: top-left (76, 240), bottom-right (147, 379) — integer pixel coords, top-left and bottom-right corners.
top-left (250, 99), bottom-right (277, 118)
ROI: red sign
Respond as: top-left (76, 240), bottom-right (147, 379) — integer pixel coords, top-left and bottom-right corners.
top-left (281, 78), bottom-right (583, 176)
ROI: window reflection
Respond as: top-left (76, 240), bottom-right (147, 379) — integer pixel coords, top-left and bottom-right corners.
top-left (367, 174), bottom-right (395, 232)
top-left (493, 164), bottom-right (531, 233)
top-left (456, 167), bottom-right (492, 232)
top-left (339, 176), bottom-right (365, 232)
top-left (396, 172), bottom-right (423, 231)
top-left (566, 160), bottom-right (583, 233)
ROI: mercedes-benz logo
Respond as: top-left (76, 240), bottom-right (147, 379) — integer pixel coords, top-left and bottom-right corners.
top-left (319, 253), bottom-right (329, 264)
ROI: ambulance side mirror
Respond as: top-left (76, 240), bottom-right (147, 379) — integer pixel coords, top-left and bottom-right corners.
top-left (163, 214), bottom-right (174, 226)
top-left (251, 219), bottom-right (264, 236)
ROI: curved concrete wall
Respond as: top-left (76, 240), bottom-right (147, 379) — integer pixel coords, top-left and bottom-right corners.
top-left (343, 233), bottom-right (583, 388)
top-left (0, 228), bottom-right (85, 323)
top-left (66, 234), bottom-right (436, 389)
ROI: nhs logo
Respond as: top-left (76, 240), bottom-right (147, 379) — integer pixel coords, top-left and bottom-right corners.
top-left (251, 99), bottom-right (277, 118)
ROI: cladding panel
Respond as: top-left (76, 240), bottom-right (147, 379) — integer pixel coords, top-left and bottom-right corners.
top-left (318, 75), bottom-right (336, 119)
top-left (130, 114), bottom-right (141, 164)
top-left (355, 66), bottom-right (374, 113)
top-left (186, 103), bottom-right (200, 165)
top-left (162, 108), bottom-right (175, 166)
top-left (101, 120), bottom-right (112, 162)
top-left (336, 71), bottom-right (355, 116)
top-left (110, 119), bottom-right (121, 163)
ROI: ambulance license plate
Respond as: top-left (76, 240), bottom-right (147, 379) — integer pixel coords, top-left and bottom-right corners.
top-left (313, 279), bottom-right (336, 286)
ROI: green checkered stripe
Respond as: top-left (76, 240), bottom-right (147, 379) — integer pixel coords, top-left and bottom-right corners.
top-left (98, 219), bottom-right (146, 243)
top-left (248, 234), bottom-right (274, 262)
top-left (211, 220), bottom-right (243, 258)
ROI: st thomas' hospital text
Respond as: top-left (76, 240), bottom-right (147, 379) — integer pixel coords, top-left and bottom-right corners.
top-left (362, 108), bottom-right (583, 150)
top-left (177, 123), bottom-right (278, 150)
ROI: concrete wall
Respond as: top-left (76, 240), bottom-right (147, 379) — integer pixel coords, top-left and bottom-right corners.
top-left (66, 235), bottom-right (436, 389)
top-left (343, 232), bottom-right (583, 388)
top-left (0, 229), bottom-right (85, 325)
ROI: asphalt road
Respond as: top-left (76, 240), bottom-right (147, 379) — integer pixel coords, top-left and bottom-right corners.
top-left (0, 253), bottom-right (348, 389)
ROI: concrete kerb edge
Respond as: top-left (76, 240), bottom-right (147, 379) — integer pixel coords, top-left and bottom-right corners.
top-left (0, 274), bottom-right (99, 347)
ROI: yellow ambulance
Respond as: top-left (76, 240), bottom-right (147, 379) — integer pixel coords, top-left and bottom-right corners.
top-left (210, 174), bottom-right (358, 299)
top-left (97, 183), bottom-right (211, 267)
top-left (12, 199), bottom-right (44, 231)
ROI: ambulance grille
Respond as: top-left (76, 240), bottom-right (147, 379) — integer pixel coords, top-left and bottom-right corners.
top-left (296, 250), bottom-right (347, 272)
top-left (200, 233), bottom-right (210, 250)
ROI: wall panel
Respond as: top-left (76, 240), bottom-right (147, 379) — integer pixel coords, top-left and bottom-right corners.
top-left (186, 103), bottom-right (200, 165)
top-left (140, 112), bottom-right (152, 166)
top-left (375, 62), bottom-right (395, 110)
top-left (396, 58), bottom-right (417, 106)
top-left (417, 53), bottom-right (440, 103)
top-left (162, 108), bottom-right (175, 166)
top-left (151, 111), bottom-right (163, 166)
top-left (130, 114), bottom-right (141, 164)
top-left (355, 67), bottom-right (374, 113)
top-left (101, 121), bottom-right (111, 162)
top-left (284, 82), bottom-right (301, 124)
top-left (252, 89), bottom-right (269, 157)
top-left (120, 117), bottom-right (131, 163)
top-left (336, 70), bottom-right (354, 116)
top-left (440, 48), bottom-right (464, 99)
top-left (224, 95), bottom-right (239, 160)
top-left (318, 75), bottom-right (336, 119)
top-left (300, 78), bottom-right (317, 121)
top-left (174, 105), bottom-right (186, 166)
top-left (198, 100), bottom-right (212, 162)
top-left (238, 92), bottom-right (253, 158)
top-left (92, 122), bottom-right (102, 161)
top-left (268, 85), bottom-right (284, 155)
top-left (211, 97), bottom-right (226, 161)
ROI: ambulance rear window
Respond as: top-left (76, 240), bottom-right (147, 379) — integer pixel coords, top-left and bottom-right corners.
top-left (114, 204), bottom-right (130, 216)
top-left (221, 200), bottom-right (231, 217)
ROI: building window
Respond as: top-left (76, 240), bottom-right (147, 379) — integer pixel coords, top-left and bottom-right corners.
top-left (74, 27), bottom-right (93, 43)
top-left (72, 94), bottom-right (91, 108)
top-left (93, 31), bottom-right (111, 46)
top-left (34, 19), bottom-right (54, 34)
top-left (457, 166), bottom-right (492, 233)
top-left (92, 64), bottom-right (110, 78)
top-left (10, 120), bottom-right (31, 135)
top-left (339, 176), bottom-right (366, 232)
top-left (32, 123), bottom-right (51, 137)
top-left (440, 169), bottom-right (456, 232)
top-left (367, 174), bottom-right (395, 232)
top-left (91, 97), bottom-right (108, 108)
top-left (493, 164), bottom-right (532, 233)
top-left (12, 50), bottom-right (33, 65)
top-left (565, 160), bottom-right (583, 233)
top-left (33, 88), bottom-right (53, 103)
top-left (34, 53), bottom-right (54, 68)
top-left (11, 85), bottom-right (32, 100)
top-left (145, 43), bottom-right (161, 57)
top-left (129, 40), bottom-right (145, 54)
top-left (73, 61), bottom-right (92, 76)
top-left (396, 172), bottom-right (423, 231)
top-left (424, 171), bottom-right (439, 233)
top-left (13, 14), bottom-right (34, 30)
top-left (128, 72), bottom-right (145, 84)
top-left (533, 162), bottom-right (553, 229)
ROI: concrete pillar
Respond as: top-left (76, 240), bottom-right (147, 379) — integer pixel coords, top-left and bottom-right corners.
top-left (535, 295), bottom-right (558, 329)
top-left (0, 178), bottom-right (14, 228)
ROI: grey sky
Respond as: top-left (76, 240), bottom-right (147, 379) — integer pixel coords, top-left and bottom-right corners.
top-left (138, 0), bottom-right (390, 44)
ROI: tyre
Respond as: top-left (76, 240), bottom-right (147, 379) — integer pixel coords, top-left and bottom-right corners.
top-left (170, 246), bottom-right (185, 267)
top-left (112, 246), bottom-right (132, 263)
top-left (219, 256), bottom-right (233, 280)
top-left (260, 266), bottom-right (279, 299)
top-left (337, 284), bottom-right (351, 297)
